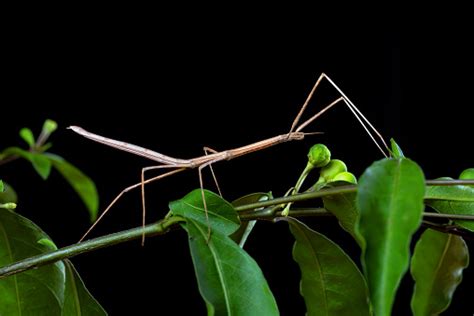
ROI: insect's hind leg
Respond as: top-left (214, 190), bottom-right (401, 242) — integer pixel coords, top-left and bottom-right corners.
top-left (197, 157), bottom-right (223, 241)
top-left (203, 146), bottom-right (223, 197)
top-left (140, 165), bottom-right (185, 245)
top-left (77, 167), bottom-right (185, 243)
top-left (79, 186), bottom-right (131, 242)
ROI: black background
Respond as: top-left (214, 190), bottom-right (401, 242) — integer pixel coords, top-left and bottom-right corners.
top-left (2, 12), bottom-right (473, 315)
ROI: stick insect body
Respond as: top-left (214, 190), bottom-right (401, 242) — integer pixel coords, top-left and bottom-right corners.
top-left (70, 73), bottom-right (389, 244)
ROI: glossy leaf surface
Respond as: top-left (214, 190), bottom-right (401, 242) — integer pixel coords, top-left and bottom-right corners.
top-left (0, 209), bottom-right (65, 315)
top-left (0, 209), bottom-right (106, 315)
top-left (390, 138), bottom-right (404, 158)
top-left (425, 177), bottom-right (474, 231)
top-left (284, 217), bottom-right (371, 316)
top-left (63, 260), bottom-right (107, 316)
top-left (2, 147), bottom-right (52, 179)
top-left (410, 229), bottom-right (469, 316)
top-left (170, 191), bottom-right (278, 315)
top-left (356, 158), bottom-right (425, 316)
top-left (184, 219), bottom-right (278, 316)
top-left (321, 182), bottom-right (361, 246)
top-left (170, 189), bottom-right (239, 235)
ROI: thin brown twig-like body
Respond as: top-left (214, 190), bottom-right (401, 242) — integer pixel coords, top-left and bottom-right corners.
top-left (70, 73), bottom-right (390, 243)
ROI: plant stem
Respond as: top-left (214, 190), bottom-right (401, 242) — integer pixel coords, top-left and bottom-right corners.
top-left (422, 221), bottom-right (474, 240)
top-left (234, 179), bottom-right (474, 212)
top-left (281, 162), bottom-right (315, 216)
top-left (0, 155), bottom-right (19, 166)
top-left (1, 180), bottom-right (473, 279)
top-left (0, 216), bottom-right (185, 279)
top-left (427, 179), bottom-right (474, 185)
top-left (238, 207), bottom-right (330, 221)
top-left (234, 185), bottom-right (356, 212)
top-left (0, 187), bottom-right (353, 279)
top-left (423, 213), bottom-right (474, 220)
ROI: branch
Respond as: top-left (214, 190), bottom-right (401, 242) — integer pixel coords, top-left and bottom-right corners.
top-left (426, 179), bottom-right (474, 186)
top-left (423, 213), bottom-right (474, 220)
top-left (0, 187), bottom-right (354, 279)
top-left (1, 181), bottom-right (474, 279)
top-left (0, 216), bottom-right (185, 279)
top-left (234, 185), bottom-right (356, 212)
top-left (422, 221), bottom-right (474, 240)
top-left (0, 155), bottom-right (19, 166)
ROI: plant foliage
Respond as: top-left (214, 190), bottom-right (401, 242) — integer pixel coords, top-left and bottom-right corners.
top-left (1, 123), bottom-right (473, 315)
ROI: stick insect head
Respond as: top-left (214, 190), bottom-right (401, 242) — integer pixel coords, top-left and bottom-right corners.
top-left (288, 131), bottom-right (323, 141)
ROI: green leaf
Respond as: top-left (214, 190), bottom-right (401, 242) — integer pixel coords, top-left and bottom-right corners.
top-left (425, 177), bottom-right (474, 232)
top-left (231, 192), bottom-right (272, 247)
top-left (170, 191), bottom-right (278, 315)
top-left (283, 217), bottom-right (371, 316)
top-left (2, 147), bottom-right (52, 179)
top-left (355, 158), bottom-right (425, 316)
top-left (45, 154), bottom-right (99, 222)
top-left (183, 219), bottom-right (279, 316)
top-left (63, 260), bottom-right (108, 316)
top-left (389, 138), bottom-right (404, 158)
top-left (410, 229), bottom-right (469, 316)
top-left (0, 179), bottom-right (15, 209)
top-left (425, 177), bottom-right (474, 201)
top-left (0, 208), bottom-right (65, 315)
top-left (321, 183), bottom-right (362, 246)
top-left (19, 128), bottom-right (35, 148)
top-left (37, 238), bottom-right (58, 250)
top-left (170, 189), bottom-right (240, 235)
top-left (0, 181), bottom-right (18, 204)
top-left (38, 142), bottom-right (53, 153)
top-left (0, 210), bottom-right (105, 315)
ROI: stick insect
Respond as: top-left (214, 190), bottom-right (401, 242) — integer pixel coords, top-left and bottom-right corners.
top-left (70, 73), bottom-right (390, 244)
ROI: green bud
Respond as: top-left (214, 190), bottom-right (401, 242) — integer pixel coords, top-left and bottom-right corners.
top-left (315, 175), bottom-right (326, 185)
top-left (320, 159), bottom-right (347, 181)
top-left (460, 168), bottom-right (474, 187)
top-left (35, 119), bottom-right (58, 148)
top-left (332, 172), bottom-right (357, 184)
top-left (308, 144), bottom-right (331, 168)
top-left (459, 168), bottom-right (474, 180)
top-left (43, 119), bottom-right (58, 134)
top-left (0, 202), bottom-right (17, 210)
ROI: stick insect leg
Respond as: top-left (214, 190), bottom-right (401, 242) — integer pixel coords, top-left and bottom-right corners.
top-left (319, 73), bottom-right (390, 155)
top-left (78, 167), bottom-right (186, 243)
top-left (140, 165), bottom-right (182, 245)
top-left (291, 73), bottom-right (389, 157)
top-left (289, 73), bottom-right (327, 134)
top-left (295, 96), bottom-right (388, 157)
top-left (203, 146), bottom-right (223, 197)
top-left (198, 158), bottom-right (223, 241)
